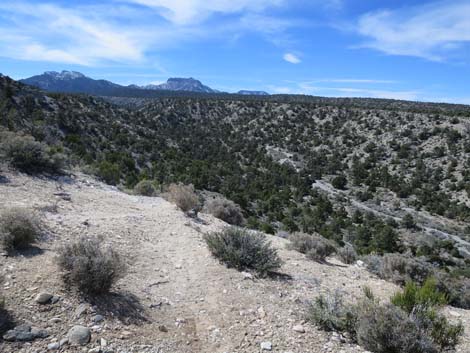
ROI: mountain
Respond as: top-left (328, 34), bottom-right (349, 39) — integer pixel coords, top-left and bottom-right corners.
top-left (237, 90), bottom-right (269, 96)
top-left (20, 70), bottom-right (121, 95)
top-left (142, 77), bottom-right (216, 93)
top-left (20, 71), bottom-right (272, 97)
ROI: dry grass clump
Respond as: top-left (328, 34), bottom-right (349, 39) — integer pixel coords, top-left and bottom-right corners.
top-left (57, 236), bottom-right (126, 295)
top-left (337, 244), bottom-right (357, 264)
top-left (288, 232), bottom-right (336, 262)
top-left (166, 183), bottom-right (201, 214)
top-left (204, 227), bottom-right (282, 277)
top-left (0, 131), bottom-right (64, 174)
top-left (0, 207), bottom-right (41, 252)
top-left (204, 197), bottom-right (244, 226)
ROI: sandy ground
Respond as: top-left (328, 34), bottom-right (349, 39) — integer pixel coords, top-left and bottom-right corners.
top-left (0, 169), bottom-right (469, 353)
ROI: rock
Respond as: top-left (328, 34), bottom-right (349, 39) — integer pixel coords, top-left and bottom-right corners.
top-left (241, 272), bottom-right (253, 280)
top-left (3, 324), bottom-right (48, 342)
top-left (60, 338), bottom-right (69, 347)
top-left (35, 292), bottom-right (53, 304)
top-left (356, 260), bottom-right (365, 267)
top-left (158, 325), bottom-right (168, 333)
top-left (88, 347), bottom-right (101, 353)
top-left (92, 314), bottom-right (104, 323)
top-left (261, 341), bottom-right (272, 351)
top-left (49, 317), bottom-right (62, 324)
top-left (67, 325), bottom-right (91, 346)
top-left (50, 295), bottom-right (61, 304)
top-left (47, 342), bottom-right (60, 350)
top-left (293, 325), bottom-right (305, 333)
top-left (74, 303), bottom-right (90, 318)
top-left (100, 338), bottom-right (108, 347)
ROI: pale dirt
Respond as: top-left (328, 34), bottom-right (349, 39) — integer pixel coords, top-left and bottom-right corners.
top-left (0, 170), bottom-right (469, 353)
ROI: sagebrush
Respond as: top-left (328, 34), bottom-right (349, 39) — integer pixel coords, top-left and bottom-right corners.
top-left (288, 232), bottom-right (336, 262)
top-left (0, 207), bottom-right (41, 252)
top-left (204, 227), bottom-right (282, 276)
top-left (204, 197), bottom-right (244, 225)
top-left (166, 183), bottom-right (201, 214)
top-left (57, 237), bottom-right (126, 295)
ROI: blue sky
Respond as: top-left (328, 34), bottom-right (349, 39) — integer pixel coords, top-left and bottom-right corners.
top-left (1, 0), bottom-right (470, 103)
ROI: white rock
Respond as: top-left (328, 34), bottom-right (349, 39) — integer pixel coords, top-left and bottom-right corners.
top-left (261, 341), bottom-right (272, 351)
top-left (293, 325), bottom-right (305, 333)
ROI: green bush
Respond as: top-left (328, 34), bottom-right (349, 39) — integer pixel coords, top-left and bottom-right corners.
top-left (204, 227), bottom-right (282, 276)
top-left (0, 208), bottom-right (40, 252)
top-left (133, 180), bottom-right (157, 196)
top-left (97, 161), bottom-right (120, 185)
top-left (391, 278), bottom-right (448, 314)
top-left (204, 197), bottom-right (244, 226)
top-left (57, 236), bottom-right (126, 295)
top-left (331, 175), bottom-right (347, 190)
top-left (308, 292), bottom-right (357, 335)
top-left (288, 232), bottom-right (336, 262)
top-left (0, 132), bottom-right (64, 174)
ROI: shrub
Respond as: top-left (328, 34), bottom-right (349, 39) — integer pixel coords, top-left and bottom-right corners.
top-left (308, 291), bottom-right (357, 335)
top-left (364, 253), bottom-right (433, 285)
top-left (402, 213), bottom-right (416, 229)
top-left (356, 302), bottom-right (434, 353)
top-left (288, 232), bottom-right (336, 262)
top-left (331, 175), bottom-right (347, 190)
top-left (337, 244), bottom-right (357, 264)
top-left (0, 132), bottom-right (64, 174)
top-left (391, 278), bottom-right (448, 314)
top-left (204, 197), bottom-right (244, 226)
top-left (0, 208), bottom-right (40, 252)
top-left (436, 275), bottom-right (470, 309)
top-left (97, 161), bottom-right (120, 185)
top-left (167, 183), bottom-right (201, 214)
top-left (57, 237), bottom-right (126, 295)
top-left (204, 227), bottom-right (282, 276)
top-left (133, 180), bottom-right (157, 196)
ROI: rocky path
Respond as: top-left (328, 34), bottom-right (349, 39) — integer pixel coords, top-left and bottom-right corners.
top-left (0, 171), bottom-right (469, 352)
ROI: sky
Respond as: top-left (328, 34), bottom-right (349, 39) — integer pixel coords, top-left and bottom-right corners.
top-left (1, 0), bottom-right (470, 103)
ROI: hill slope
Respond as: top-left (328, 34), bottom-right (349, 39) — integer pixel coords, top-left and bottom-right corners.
top-left (1, 169), bottom-right (468, 352)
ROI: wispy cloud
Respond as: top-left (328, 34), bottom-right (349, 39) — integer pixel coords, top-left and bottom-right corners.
top-left (283, 53), bottom-right (301, 64)
top-left (356, 1), bottom-right (470, 61)
top-left (312, 78), bottom-right (398, 84)
top-left (125, 0), bottom-right (285, 25)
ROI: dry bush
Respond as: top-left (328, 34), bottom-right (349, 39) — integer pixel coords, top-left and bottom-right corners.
top-left (166, 183), bottom-right (201, 214)
top-left (288, 232), bottom-right (336, 262)
top-left (57, 237), bottom-right (126, 295)
top-left (337, 244), bottom-right (357, 264)
top-left (364, 253), bottom-right (433, 285)
top-left (204, 227), bottom-right (282, 276)
top-left (133, 180), bottom-right (157, 196)
top-left (204, 197), bottom-right (244, 225)
top-left (0, 131), bottom-right (64, 174)
top-left (0, 208), bottom-right (40, 252)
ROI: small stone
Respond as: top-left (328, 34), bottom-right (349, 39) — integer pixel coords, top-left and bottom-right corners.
top-left (241, 272), bottom-right (253, 280)
top-left (356, 260), bottom-right (365, 267)
top-left (293, 325), bottom-right (305, 333)
top-left (60, 338), bottom-right (68, 347)
top-left (47, 342), bottom-right (60, 350)
top-left (50, 296), bottom-right (60, 304)
top-left (261, 341), bottom-right (272, 351)
top-left (100, 338), bottom-right (107, 347)
top-left (88, 347), bottom-right (101, 353)
top-left (49, 318), bottom-right (62, 324)
top-left (92, 315), bottom-right (104, 323)
top-left (74, 304), bottom-right (90, 319)
top-left (158, 325), bottom-right (168, 332)
top-left (35, 292), bottom-right (53, 304)
top-left (67, 325), bottom-right (91, 346)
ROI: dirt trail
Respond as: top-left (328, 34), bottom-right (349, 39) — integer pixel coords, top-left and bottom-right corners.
top-left (0, 171), bottom-right (469, 353)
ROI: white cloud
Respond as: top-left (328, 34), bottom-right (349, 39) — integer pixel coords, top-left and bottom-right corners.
top-left (283, 53), bottom-right (301, 64)
top-left (0, 2), bottom-right (149, 66)
top-left (313, 78), bottom-right (397, 84)
top-left (125, 0), bottom-right (285, 25)
top-left (356, 1), bottom-right (470, 61)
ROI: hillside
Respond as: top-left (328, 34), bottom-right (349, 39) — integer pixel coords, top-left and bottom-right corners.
top-left (1, 74), bottom-right (470, 351)
top-left (0, 169), bottom-right (469, 353)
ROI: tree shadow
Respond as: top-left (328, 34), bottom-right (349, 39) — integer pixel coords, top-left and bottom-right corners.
top-left (0, 305), bottom-right (15, 337)
top-left (88, 291), bottom-right (149, 325)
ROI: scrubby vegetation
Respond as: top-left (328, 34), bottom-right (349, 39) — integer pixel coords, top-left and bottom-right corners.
top-left (310, 285), bottom-right (463, 353)
top-left (0, 207), bottom-right (40, 252)
top-left (204, 227), bottom-right (282, 276)
top-left (288, 232), bottom-right (336, 262)
top-left (57, 236), bottom-right (126, 295)
top-left (204, 197), bottom-right (244, 225)
top-left (0, 131), bottom-right (64, 174)
top-left (166, 183), bottom-right (201, 214)
top-left (133, 179), bottom-right (157, 196)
